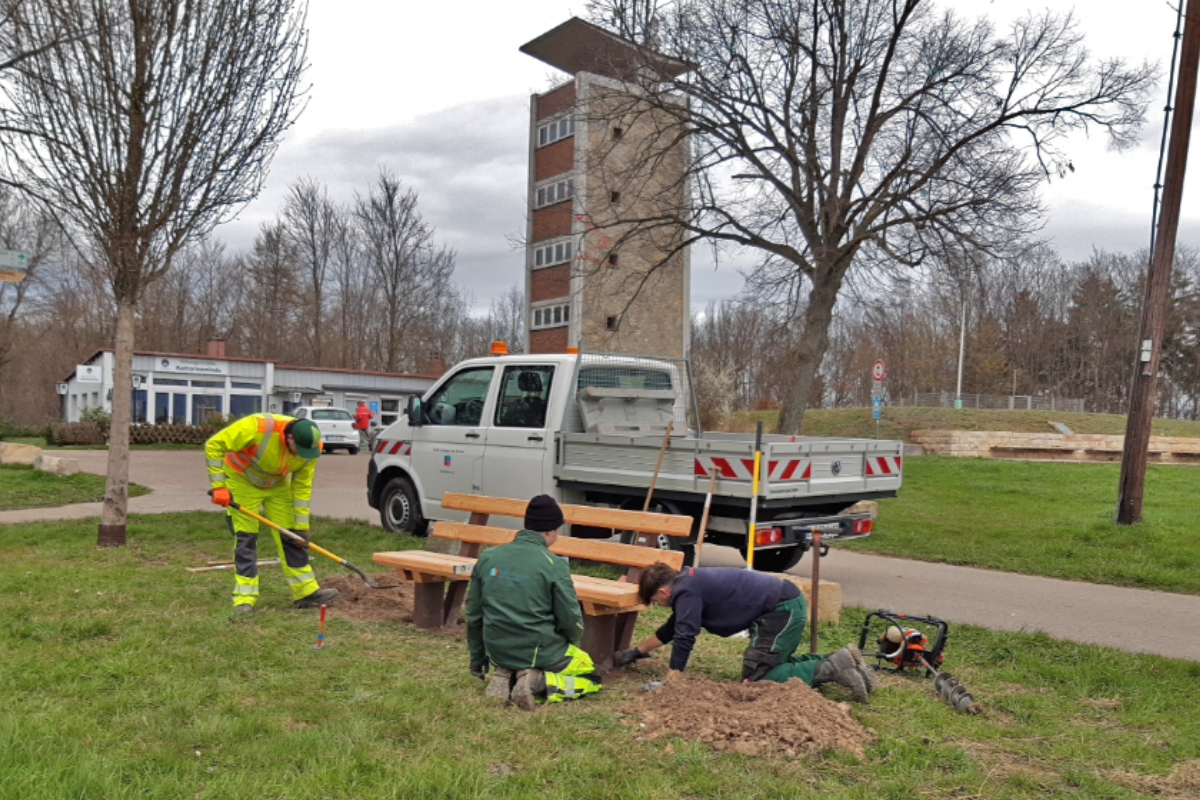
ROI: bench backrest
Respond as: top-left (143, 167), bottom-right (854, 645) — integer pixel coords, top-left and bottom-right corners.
top-left (431, 521), bottom-right (683, 571)
top-left (440, 493), bottom-right (692, 538)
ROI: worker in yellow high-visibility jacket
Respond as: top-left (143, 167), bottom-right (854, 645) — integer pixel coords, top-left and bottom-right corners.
top-left (205, 413), bottom-right (338, 614)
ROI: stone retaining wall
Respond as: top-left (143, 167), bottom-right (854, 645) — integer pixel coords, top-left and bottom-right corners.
top-left (910, 430), bottom-right (1200, 463)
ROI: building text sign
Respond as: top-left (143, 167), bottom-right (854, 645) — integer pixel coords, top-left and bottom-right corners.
top-left (76, 364), bottom-right (102, 383)
top-left (155, 357), bottom-right (228, 376)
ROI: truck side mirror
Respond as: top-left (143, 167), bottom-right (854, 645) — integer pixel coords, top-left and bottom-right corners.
top-left (406, 395), bottom-right (423, 427)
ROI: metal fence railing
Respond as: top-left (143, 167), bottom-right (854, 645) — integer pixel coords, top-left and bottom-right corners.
top-left (896, 392), bottom-right (1085, 413)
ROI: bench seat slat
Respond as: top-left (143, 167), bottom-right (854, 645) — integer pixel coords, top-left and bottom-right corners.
top-left (440, 493), bottom-right (692, 537)
top-left (431, 521), bottom-right (682, 570)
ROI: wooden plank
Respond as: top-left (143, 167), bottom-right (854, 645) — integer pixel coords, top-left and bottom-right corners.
top-left (553, 537), bottom-right (683, 570)
top-left (373, 551), bottom-right (475, 581)
top-left (441, 493), bottom-right (692, 537)
top-left (431, 521), bottom-right (515, 546)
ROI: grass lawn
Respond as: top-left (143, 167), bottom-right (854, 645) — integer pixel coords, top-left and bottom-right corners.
top-left (842, 456), bottom-right (1200, 595)
top-left (0, 464), bottom-right (150, 511)
top-left (723, 408), bottom-right (1200, 442)
top-left (3, 513), bottom-right (1199, 799)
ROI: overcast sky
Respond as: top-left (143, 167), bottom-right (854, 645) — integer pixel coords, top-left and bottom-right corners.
top-left (215, 0), bottom-right (1192, 311)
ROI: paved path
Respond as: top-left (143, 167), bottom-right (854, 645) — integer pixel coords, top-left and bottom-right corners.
top-left (5, 449), bottom-right (1199, 662)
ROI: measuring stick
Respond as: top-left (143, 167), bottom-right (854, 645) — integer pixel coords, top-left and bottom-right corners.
top-left (315, 604), bottom-right (327, 649)
top-left (693, 469), bottom-right (718, 566)
top-left (186, 559), bottom-right (280, 574)
top-left (746, 421), bottom-right (763, 571)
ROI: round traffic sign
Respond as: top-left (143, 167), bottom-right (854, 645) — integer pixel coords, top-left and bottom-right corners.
top-left (872, 360), bottom-right (886, 382)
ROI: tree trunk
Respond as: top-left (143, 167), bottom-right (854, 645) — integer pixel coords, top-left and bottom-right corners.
top-left (775, 270), bottom-right (844, 435)
top-left (98, 298), bottom-right (136, 547)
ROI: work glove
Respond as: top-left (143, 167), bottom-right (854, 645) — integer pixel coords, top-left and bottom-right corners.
top-left (614, 648), bottom-right (649, 667)
top-left (211, 488), bottom-right (232, 507)
top-left (470, 660), bottom-right (490, 681)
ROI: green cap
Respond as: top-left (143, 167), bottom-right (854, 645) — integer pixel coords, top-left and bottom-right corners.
top-left (290, 419), bottom-right (322, 459)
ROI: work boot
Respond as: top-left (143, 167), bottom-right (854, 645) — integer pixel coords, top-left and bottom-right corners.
top-left (511, 669), bottom-right (546, 712)
top-left (485, 667), bottom-right (515, 705)
top-left (294, 587), bottom-right (339, 609)
top-left (841, 644), bottom-right (875, 694)
top-left (233, 605), bottom-right (254, 616)
top-left (813, 649), bottom-right (870, 703)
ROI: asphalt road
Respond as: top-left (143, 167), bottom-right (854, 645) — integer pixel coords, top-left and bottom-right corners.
top-left (5, 448), bottom-right (1199, 662)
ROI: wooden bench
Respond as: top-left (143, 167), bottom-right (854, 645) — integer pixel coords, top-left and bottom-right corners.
top-left (373, 494), bottom-right (692, 669)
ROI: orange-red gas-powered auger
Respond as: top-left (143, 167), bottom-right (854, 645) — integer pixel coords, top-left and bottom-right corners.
top-left (858, 610), bottom-right (980, 714)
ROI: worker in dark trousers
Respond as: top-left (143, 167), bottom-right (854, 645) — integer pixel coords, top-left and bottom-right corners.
top-left (615, 563), bottom-right (874, 701)
top-left (466, 495), bottom-right (602, 710)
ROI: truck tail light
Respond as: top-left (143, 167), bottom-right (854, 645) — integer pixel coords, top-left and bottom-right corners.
top-left (756, 527), bottom-right (784, 545)
top-left (853, 518), bottom-right (873, 535)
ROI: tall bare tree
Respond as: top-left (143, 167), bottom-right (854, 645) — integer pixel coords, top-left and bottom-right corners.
top-left (588, 0), bottom-right (1155, 432)
top-left (0, 0), bottom-right (307, 545)
top-left (353, 170), bottom-right (456, 373)
top-left (0, 185), bottom-right (57, 407)
top-left (282, 177), bottom-right (339, 366)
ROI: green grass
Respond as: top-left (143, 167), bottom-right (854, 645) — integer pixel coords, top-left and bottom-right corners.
top-left (724, 407), bottom-right (1200, 442)
top-left (0, 464), bottom-right (150, 511)
top-left (842, 456), bottom-right (1200, 594)
top-left (2, 512), bottom-right (1198, 799)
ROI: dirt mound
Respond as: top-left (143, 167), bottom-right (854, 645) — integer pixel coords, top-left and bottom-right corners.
top-left (1111, 759), bottom-right (1200, 798)
top-left (628, 673), bottom-right (872, 759)
top-left (319, 573), bottom-right (415, 622)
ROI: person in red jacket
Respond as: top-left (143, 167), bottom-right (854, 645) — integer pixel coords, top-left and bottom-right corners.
top-left (353, 401), bottom-right (374, 449)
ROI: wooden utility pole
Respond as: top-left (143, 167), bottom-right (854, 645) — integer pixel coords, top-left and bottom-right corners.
top-left (1117, 0), bottom-right (1200, 525)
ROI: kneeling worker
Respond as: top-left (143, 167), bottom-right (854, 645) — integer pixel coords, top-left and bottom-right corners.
top-left (466, 495), bottom-right (602, 710)
top-left (616, 563), bottom-right (873, 701)
top-left (205, 413), bottom-right (339, 614)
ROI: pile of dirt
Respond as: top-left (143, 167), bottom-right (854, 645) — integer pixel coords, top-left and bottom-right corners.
top-left (319, 573), bottom-right (416, 622)
top-left (1111, 759), bottom-right (1200, 798)
top-left (628, 673), bottom-right (872, 759)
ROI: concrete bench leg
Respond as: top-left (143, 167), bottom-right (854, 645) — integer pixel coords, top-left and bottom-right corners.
top-left (412, 582), bottom-right (447, 629)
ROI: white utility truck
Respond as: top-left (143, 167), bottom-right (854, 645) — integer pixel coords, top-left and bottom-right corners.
top-left (366, 351), bottom-right (904, 572)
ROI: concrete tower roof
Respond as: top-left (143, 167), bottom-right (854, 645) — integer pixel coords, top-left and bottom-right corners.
top-left (519, 17), bottom-right (688, 82)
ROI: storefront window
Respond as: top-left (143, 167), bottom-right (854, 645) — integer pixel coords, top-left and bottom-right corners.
top-left (131, 390), bottom-right (148, 423)
top-left (229, 395), bottom-right (261, 419)
top-left (173, 394), bottom-right (188, 424)
top-left (155, 393), bottom-right (170, 424)
top-left (193, 396), bottom-right (222, 426)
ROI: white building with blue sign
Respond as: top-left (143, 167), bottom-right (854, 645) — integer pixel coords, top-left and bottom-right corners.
top-left (62, 343), bottom-right (438, 427)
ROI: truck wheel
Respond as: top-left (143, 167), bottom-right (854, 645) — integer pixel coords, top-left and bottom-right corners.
top-left (741, 545), bottom-right (806, 573)
top-left (380, 476), bottom-right (427, 537)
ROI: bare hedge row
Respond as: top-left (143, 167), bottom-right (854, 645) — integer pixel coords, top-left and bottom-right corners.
top-left (46, 423), bottom-right (218, 446)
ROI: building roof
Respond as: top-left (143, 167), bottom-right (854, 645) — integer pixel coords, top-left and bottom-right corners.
top-left (67, 349), bottom-right (437, 383)
top-left (520, 17), bottom-right (688, 82)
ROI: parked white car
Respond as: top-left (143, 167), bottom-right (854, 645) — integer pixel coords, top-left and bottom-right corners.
top-left (291, 406), bottom-right (361, 455)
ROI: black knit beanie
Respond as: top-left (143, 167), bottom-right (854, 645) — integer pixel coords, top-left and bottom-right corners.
top-left (524, 494), bottom-right (564, 532)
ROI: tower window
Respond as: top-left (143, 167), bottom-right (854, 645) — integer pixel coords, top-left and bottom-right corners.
top-left (610, 191), bottom-right (620, 204)
top-left (612, 126), bottom-right (623, 139)
top-left (606, 316), bottom-right (618, 331)
top-left (532, 238), bottom-right (573, 268)
top-left (536, 115), bottom-right (576, 148)
top-left (608, 254), bottom-right (618, 267)
top-left (534, 177), bottom-right (575, 209)
top-left (532, 303), bottom-right (571, 330)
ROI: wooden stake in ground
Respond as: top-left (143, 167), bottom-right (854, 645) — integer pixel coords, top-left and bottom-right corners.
top-left (810, 532), bottom-right (822, 654)
top-left (693, 469), bottom-right (718, 566)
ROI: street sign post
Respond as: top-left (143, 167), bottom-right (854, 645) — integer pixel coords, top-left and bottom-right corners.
top-left (0, 250), bottom-right (28, 282)
top-left (871, 360), bottom-right (885, 438)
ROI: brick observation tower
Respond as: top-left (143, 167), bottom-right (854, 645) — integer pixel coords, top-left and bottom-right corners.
top-left (519, 17), bottom-right (690, 357)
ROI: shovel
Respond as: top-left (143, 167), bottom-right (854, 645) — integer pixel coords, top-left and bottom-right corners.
top-left (217, 493), bottom-right (381, 588)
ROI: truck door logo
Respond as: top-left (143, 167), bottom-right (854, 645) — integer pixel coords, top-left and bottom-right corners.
top-left (831, 459), bottom-right (842, 475)
top-left (444, 455), bottom-right (452, 467)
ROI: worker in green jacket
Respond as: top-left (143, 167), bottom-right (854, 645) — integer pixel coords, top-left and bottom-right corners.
top-left (465, 494), bottom-right (602, 710)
